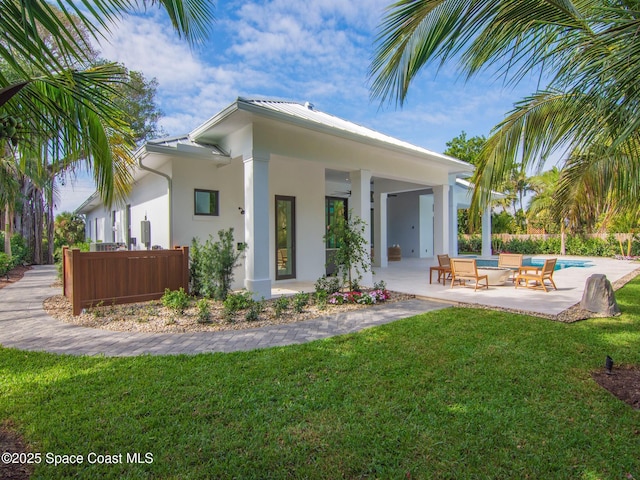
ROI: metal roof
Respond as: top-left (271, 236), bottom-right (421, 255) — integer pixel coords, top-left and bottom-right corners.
top-left (236, 98), bottom-right (472, 170)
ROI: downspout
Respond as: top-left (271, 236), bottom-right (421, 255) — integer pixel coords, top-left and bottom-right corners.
top-left (138, 155), bottom-right (173, 247)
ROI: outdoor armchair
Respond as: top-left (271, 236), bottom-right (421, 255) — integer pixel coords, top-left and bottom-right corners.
top-left (498, 253), bottom-right (523, 282)
top-left (450, 258), bottom-right (489, 291)
top-left (430, 254), bottom-right (452, 284)
top-left (514, 258), bottom-right (558, 292)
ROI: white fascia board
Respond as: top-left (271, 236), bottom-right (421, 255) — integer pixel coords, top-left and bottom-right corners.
top-left (143, 143), bottom-right (231, 164)
top-left (75, 191), bottom-right (101, 214)
top-left (189, 102), bottom-right (240, 140)
top-left (455, 177), bottom-right (506, 199)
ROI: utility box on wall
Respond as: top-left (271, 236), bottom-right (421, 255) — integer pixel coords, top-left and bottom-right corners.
top-left (140, 220), bottom-right (151, 249)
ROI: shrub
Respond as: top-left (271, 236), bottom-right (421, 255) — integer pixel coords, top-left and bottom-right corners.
top-left (223, 291), bottom-right (253, 318)
top-left (196, 298), bottom-right (211, 324)
top-left (54, 212), bottom-right (86, 251)
top-left (0, 233), bottom-right (31, 267)
top-left (245, 298), bottom-right (264, 322)
top-left (373, 280), bottom-right (387, 291)
top-left (465, 234), bottom-right (633, 257)
top-left (190, 229), bottom-right (245, 300)
top-left (314, 275), bottom-right (341, 295)
top-left (458, 235), bottom-right (482, 254)
top-left (10, 233), bottom-right (30, 266)
top-left (315, 290), bottom-right (328, 310)
top-left (54, 242), bottom-right (90, 264)
top-left (565, 235), bottom-right (618, 257)
top-left (161, 288), bottom-right (190, 314)
top-left (0, 253), bottom-right (11, 277)
top-left (273, 296), bottom-right (289, 318)
top-left (292, 292), bottom-right (309, 313)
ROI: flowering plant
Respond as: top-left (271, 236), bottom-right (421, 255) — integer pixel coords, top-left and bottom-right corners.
top-left (328, 289), bottom-right (390, 305)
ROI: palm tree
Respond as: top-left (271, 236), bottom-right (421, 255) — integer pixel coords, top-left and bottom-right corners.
top-left (369, 0), bottom-right (640, 223)
top-left (1, 0), bottom-right (214, 203)
top-left (0, 0), bottom-right (214, 259)
top-left (1, 0), bottom-right (214, 105)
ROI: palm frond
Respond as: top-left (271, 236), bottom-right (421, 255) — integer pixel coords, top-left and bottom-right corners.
top-left (5, 64), bottom-right (136, 207)
top-left (0, 0), bottom-right (215, 105)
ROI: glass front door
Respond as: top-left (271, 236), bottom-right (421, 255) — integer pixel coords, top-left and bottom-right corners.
top-left (276, 196), bottom-right (296, 280)
top-left (325, 197), bottom-right (348, 276)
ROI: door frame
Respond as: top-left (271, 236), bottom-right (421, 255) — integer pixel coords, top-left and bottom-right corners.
top-left (275, 195), bottom-right (296, 280)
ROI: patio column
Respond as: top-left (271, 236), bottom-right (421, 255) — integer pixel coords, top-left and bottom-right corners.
top-left (373, 192), bottom-right (388, 268)
top-left (349, 169), bottom-right (373, 286)
top-left (481, 206), bottom-right (492, 257)
top-left (448, 175), bottom-right (458, 255)
top-left (243, 151), bottom-right (271, 299)
top-left (432, 184), bottom-right (450, 255)
top-left (450, 207), bottom-right (459, 255)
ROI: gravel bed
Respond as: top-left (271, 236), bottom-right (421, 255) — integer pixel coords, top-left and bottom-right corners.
top-left (43, 291), bottom-right (415, 334)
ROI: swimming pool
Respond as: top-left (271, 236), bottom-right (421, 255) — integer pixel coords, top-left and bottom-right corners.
top-left (474, 258), bottom-right (594, 270)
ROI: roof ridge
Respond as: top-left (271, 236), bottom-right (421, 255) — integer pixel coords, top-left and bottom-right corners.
top-left (238, 96), bottom-right (305, 106)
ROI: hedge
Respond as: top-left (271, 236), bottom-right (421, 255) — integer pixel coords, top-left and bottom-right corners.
top-left (458, 234), bottom-right (639, 257)
top-left (0, 233), bottom-right (31, 273)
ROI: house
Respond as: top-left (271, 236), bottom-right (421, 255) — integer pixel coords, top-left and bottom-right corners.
top-left (77, 97), bottom-right (489, 299)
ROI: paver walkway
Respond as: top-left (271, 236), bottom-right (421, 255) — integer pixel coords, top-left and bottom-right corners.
top-left (0, 266), bottom-right (449, 357)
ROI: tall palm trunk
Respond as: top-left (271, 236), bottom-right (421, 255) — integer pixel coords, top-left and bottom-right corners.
top-left (3, 204), bottom-right (11, 257)
top-left (45, 181), bottom-right (55, 264)
top-left (32, 187), bottom-right (44, 265)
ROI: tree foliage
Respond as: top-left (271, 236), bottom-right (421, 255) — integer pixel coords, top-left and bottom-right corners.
top-left (54, 211), bottom-right (86, 250)
top-left (111, 67), bottom-right (164, 144)
top-left (370, 0), bottom-right (640, 226)
top-left (1, 0), bottom-right (214, 206)
top-left (444, 131), bottom-right (487, 165)
top-left (1, 1), bottom-right (205, 263)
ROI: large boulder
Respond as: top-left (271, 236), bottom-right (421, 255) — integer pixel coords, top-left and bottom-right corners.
top-left (580, 274), bottom-right (621, 316)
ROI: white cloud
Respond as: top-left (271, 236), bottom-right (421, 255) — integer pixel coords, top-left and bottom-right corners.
top-left (96, 14), bottom-right (206, 89)
top-left (92, 1), bottom-right (536, 148)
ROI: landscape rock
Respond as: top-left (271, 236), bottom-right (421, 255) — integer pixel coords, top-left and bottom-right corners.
top-left (580, 274), bottom-right (621, 316)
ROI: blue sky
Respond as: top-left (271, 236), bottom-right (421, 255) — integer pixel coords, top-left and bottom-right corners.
top-left (56, 0), bottom-right (544, 213)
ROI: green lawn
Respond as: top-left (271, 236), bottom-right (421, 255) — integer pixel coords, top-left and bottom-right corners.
top-left (2, 279), bottom-right (640, 479)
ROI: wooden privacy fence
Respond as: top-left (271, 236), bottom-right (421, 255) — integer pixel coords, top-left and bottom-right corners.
top-left (63, 246), bottom-right (189, 316)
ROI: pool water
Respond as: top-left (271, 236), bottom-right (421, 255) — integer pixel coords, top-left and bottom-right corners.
top-left (474, 258), bottom-right (594, 270)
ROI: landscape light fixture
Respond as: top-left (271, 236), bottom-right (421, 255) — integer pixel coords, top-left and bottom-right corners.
top-left (605, 355), bottom-right (614, 375)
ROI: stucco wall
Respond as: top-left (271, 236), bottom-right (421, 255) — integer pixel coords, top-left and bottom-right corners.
top-left (170, 155), bottom-right (246, 288)
top-left (171, 157), bottom-right (245, 245)
top-left (269, 156), bottom-right (325, 284)
top-left (85, 207), bottom-right (109, 243)
top-left (387, 190), bottom-right (435, 259)
top-left (419, 194), bottom-right (434, 258)
top-left (127, 163), bottom-right (172, 249)
top-left (387, 191), bottom-right (421, 258)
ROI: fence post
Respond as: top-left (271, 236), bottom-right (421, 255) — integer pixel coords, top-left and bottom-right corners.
top-left (70, 248), bottom-right (83, 316)
top-left (181, 246), bottom-right (189, 293)
top-left (62, 246), bottom-right (68, 297)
